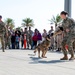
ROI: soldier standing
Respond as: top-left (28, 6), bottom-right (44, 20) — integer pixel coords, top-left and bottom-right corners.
top-left (5, 25), bottom-right (11, 49)
top-left (48, 26), bottom-right (54, 50)
top-left (0, 15), bottom-right (8, 52)
top-left (28, 27), bottom-right (33, 49)
top-left (56, 31), bottom-right (63, 52)
top-left (60, 11), bottom-right (75, 60)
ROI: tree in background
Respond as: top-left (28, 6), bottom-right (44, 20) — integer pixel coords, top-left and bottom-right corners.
top-left (49, 14), bottom-right (62, 28)
top-left (5, 18), bottom-right (15, 29)
top-left (22, 18), bottom-right (34, 29)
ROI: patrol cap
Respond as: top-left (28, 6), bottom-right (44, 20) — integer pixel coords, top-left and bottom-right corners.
top-left (0, 15), bottom-right (2, 18)
top-left (60, 11), bottom-right (68, 15)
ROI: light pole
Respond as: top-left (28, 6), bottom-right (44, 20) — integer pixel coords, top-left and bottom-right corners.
top-left (64, 0), bottom-right (72, 17)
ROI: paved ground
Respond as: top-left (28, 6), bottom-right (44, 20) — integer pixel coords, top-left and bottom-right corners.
top-left (0, 50), bottom-right (75, 75)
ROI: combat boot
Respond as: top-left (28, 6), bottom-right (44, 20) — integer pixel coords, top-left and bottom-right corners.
top-left (69, 51), bottom-right (75, 60)
top-left (2, 47), bottom-right (5, 52)
top-left (60, 55), bottom-right (68, 60)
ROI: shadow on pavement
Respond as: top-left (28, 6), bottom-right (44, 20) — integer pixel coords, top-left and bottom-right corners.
top-left (29, 57), bottom-right (68, 64)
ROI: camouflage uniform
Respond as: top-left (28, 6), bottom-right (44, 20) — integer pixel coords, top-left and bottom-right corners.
top-left (28, 30), bottom-right (33, 48)
top-left (5, 30), bottom-right (11, 49)
top-left (57, 32), bottom-right (63, 50)
top-left (0, 21), bottom-right (7, 52)
top-left (61, 17), bottom-right (75, 60)
top-left (48, 30), bottom-right (54, 50)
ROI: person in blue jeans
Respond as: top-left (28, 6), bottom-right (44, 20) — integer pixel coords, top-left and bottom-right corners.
top-left (15, 34), bottom-right (20, 49)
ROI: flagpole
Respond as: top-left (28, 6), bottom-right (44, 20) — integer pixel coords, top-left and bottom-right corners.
top-left (64, 0), bottom-right (71, 17)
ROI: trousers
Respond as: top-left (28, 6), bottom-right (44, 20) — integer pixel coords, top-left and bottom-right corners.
top-left (61, 34), bottom-right (75, 55)
top-left (0, 33), bottom-right (5, 52)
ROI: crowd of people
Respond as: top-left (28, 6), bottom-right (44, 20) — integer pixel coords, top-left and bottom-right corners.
top-left (4, 27), bottom-right (41, 49)
top-left (3, 25), bottom-right (63, 52)
top-left (4, 27), bottom-right (43, 50)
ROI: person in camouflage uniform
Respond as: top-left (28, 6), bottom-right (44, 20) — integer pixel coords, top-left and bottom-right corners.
top-left (59, 11), bottom-right (75, 60)
top-left (28, 27), bottom-right (33, 49)
top-left (0, 15), bottom-right (8, 52)
top-left (5, 25), bottom-right (11, 49)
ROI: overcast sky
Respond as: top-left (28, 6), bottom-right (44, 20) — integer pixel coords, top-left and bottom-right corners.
top-left (0, 0), bottom-right (75, 32)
